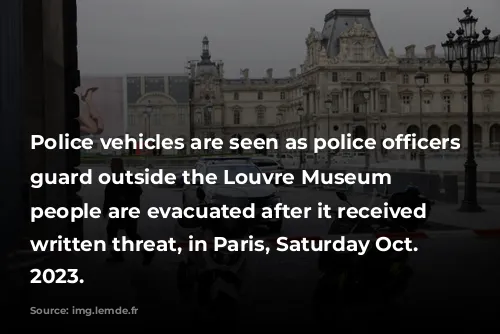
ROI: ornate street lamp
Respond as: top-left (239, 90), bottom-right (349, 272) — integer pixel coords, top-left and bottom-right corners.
top-left (381, 123), bottom-right (387, 157)
top-left (415, 67), bottom-right (428, 172)
top-left (441, 7), bottom-right (497, 212)
top-left (296, 104), bottom-right (305, 168)
top-left (361, 85), bottom-right (371, 169)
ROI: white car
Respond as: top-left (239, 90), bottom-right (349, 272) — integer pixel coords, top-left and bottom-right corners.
top-left (250, 156), bottom-right (285, 174)
top-left (270, 153), bottom-right (297, 168)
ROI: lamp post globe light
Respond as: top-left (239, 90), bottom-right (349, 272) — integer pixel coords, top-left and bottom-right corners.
top-left (441, 7), bottom-right (497, 212)
top-left (324, 96), bottom-right (332, 167)
top-left (296, 104), bottom-right (305, 168)
top-left (361, 85), bottom-right (371, 169)
top-left (414, 67), bottom-right (427, 172)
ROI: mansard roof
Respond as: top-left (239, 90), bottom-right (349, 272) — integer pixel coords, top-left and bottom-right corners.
top-left (321, 9), bottom-right (387, 58)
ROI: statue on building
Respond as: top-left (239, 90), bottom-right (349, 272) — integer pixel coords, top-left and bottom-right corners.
top-left (369, 45), bottom-right (375, 59)
top-left (78, 87), bottom-right (103, 135)
top-left (240, 68), bottom-right (249, 79)
top-left (388, 47), bottom-right (396, 58)
top-left (339, 38), bottom-right (349, 59)
top-left (266, 68), bottom-right (273, 79)
top-left (217, 61), bottom-right (224, 77)
top-left (318, 45), bottom-right (328, 64)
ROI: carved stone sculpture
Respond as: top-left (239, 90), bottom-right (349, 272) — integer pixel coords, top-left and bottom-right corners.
top-left (240, 68), bottom-right (249, 79)
top-left (79, 87), bottom-right (103, 135)
top-left (388, 47), bottom-right (396, 58)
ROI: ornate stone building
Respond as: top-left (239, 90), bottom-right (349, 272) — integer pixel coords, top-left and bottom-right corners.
top-left (126, 74), bottom-right (190, 154)
top-left (191, 9), bottom-right (500, 155)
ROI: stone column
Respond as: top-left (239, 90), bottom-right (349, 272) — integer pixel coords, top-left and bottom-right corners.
top-left (0, 0), bottom-right (23, 258)
top-left (342, 89), bottom-right (345, 112)
top-left (482, 122), bottom-right (489, 149)
top-left (316, 90), bottom-right (320, 114)
top-left (388, 92), bottom-right (392, 113)
top-left (348, 89), bottom-right (353, 113)
top-left (370, 89), bottom-right (374, 112)
top-left (313, 90), bottom-right (317, 114)
top-left (305, 92), bottom-right (310, 113)
top-left (344, 123), bottom-right (349, 135)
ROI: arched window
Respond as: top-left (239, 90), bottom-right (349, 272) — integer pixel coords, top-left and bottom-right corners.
top-left (444, 74), bottom-right (450, 84)
top-left (255, 105), bottom-right (266, 125)
top-left (233, 107), bottom-right (241, 125)
top-left (403, 74), bottom-right (409, 84)
top-left (203, 107), bottom-right (211, 125)
top-left (356, 72), bottom-right (362, 82)
top-left (353, 42), bottom-right (364, 61)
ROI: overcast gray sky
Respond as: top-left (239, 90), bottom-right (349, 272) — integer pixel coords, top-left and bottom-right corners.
top-left (77, 0), bottom-right (499, 77)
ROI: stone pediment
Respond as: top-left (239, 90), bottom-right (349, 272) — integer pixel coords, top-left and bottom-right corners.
top-left (422, 89), bottom-right (434, 96)
top-left (399, 89), bottom-right (414, 97)
top-left (322, 22), bottom-right (395, 65)
top-left (339, 22), bottom-right (376, 38)
top-left (440, 89), bottom-right (454, 97)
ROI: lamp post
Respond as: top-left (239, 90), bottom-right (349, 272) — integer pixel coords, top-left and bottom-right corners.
top-left (441, 7), bottom-right (497, 212)
top-left (361, 86), bottom-right (371, 169)
top-left (324, 96), bottom-right (332, 167)
top-left (296, 104), bottom-right (305, 168)
top-left (143, 101), bottom-right (153, 167)
top-left (415, 67), bottom-right (427, 172)
top-left (380, 123), bottom-right (387, 157)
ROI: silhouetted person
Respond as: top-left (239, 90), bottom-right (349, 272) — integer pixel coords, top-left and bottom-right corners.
top-left (102, 158), bottom-right (154, 265)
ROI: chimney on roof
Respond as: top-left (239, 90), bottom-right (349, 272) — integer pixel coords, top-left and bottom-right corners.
top-left (300, 64), bottom-right (304, 73)
top-left (289, 68), bottom-right (296, 78)
top-left (405, 44), bottom-right (416, 58)
top-left (266, 68), bottom-right (273, 79)
top-left (187, 61), bottom-right (196, 79)
top-left (425, 45), bottom-right (436, 58)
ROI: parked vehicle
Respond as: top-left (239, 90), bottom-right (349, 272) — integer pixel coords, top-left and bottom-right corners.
top-left (250, 156), bottom-right (285, 174)
top-left (269, 153), bottom-right (298, 168)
